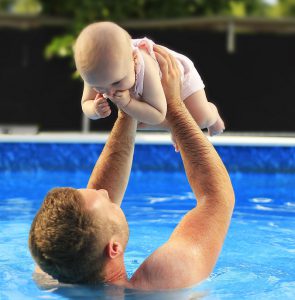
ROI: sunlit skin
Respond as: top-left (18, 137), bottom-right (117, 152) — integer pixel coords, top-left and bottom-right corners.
top-left (78, 188), bottom-right (128, 229)
top-left (33, 47), bottom-right (234, 290)
top-left (75, 21), bottom-right (135, 100)
top-left (75, 21), bottom-right (225, 136)
top-left (75, 22), bottom-right (167, 125)
top-left (82, 51), bottom-right (136, 110)
top-left (78, 188), bottom-right (131, 286)
top-left (83, 49), bottom-right (135, 97)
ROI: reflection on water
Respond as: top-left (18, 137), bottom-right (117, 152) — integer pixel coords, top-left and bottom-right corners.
top-left (33, 272), bottom-right (209, 300)
top-left (0, 170), bottom-right (295, 299)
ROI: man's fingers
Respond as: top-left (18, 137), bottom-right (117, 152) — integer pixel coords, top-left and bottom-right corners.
top-left (154, 45), bottom-right (179, 77)
top-left (154, 45), bottom-right (169, 74)
top-left (155, 52), bottom-right (168, 76)
top-left (154, 45), bottom-right (170, 58)
top-left (169, 52), bottom-right (178, 71)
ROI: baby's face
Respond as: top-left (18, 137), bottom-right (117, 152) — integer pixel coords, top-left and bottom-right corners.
top-left (84, 51), bottom-right (135, 98)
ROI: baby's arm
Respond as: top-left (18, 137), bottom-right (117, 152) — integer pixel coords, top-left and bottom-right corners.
top-left (108, 51), bottom-right (167, 125)
top-left (81, 82), bottom-right (111, 119)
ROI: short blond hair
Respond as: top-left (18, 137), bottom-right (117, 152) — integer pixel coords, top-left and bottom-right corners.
top-left (28, 187), bottom-right (117, 283)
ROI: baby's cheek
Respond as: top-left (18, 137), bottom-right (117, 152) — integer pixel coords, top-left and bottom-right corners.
top-left (125, 74), bottom-right (136, 90)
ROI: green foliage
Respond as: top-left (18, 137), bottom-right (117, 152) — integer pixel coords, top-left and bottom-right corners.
top-left (0, 0), bottom-right (41, 13)
top-left (38, 0), bottom-right (295, 62)
top-left (0, 0), bottom-right (12, 11)
top-left (41, 0), bottom-right (232, 24)
top-left (45, 34), bottom-right (74, 59)
top-left (40, 0), bottom-right (232, 60)
top-left (279, 0), bottom-right (295, 16)
top-left (236, 0), bottom-right (269, 16)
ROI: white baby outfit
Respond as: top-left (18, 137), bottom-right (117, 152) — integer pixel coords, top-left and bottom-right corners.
top-left (131, 37), bottom-right (205, 100)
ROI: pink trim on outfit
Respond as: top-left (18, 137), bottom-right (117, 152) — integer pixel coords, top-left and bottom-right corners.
top-left (131, 37), bottom-right (205, 100)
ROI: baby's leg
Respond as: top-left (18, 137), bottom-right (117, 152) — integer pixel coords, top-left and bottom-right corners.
top-left (184, 89), bottom-right (225, 136)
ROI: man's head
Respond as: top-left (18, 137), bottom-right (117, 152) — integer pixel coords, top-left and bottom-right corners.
top-left (74, 21), bottom-right (135, 97)
top-left (29, 187), bottom-right (129, 284)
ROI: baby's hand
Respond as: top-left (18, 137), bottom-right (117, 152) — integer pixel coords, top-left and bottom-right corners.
top-left (108, 90), bottom-right (131, 109)
top-left (94, 94), bottom-right (111, 118)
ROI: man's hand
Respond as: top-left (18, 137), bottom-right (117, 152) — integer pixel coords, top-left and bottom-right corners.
top-left (153, 45), bottom-right (181, 108)
top-left (153, 44), bottom-right (183, 149)
top-left (130, 44), bottom-right (234, 291)
top-left (107, 90), bottom-right (132, 109)
top-left (94, 94), bottom-right (111, 118)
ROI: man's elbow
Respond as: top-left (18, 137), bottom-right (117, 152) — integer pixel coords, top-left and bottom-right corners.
top-left (227, 184), bottom-right (235, 212)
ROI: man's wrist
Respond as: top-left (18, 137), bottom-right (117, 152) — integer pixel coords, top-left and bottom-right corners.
top-left (117, 109), bottom-right (137, 124)
top-left (117, 110), bottom-right (129, 119)
top-left (166, 100), bottom-right (186, 121)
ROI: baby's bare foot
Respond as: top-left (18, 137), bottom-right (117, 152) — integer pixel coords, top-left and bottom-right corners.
top-left (208, 116), bottom-right (225, 136)
top-left (171, 134), bottom-right (180, 152)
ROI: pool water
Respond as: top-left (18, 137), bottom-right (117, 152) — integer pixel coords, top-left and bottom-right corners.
top-left (0, 143), bottom-right (295, 299)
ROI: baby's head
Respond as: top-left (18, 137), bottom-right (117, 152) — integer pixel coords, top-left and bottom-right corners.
top-left (74, 22), bottom-right (135, 96)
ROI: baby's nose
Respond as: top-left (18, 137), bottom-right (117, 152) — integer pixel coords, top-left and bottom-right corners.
top-left (106, 87), bottom-right (116, 96)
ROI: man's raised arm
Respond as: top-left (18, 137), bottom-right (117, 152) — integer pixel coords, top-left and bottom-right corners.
top-left (159, 45), bottom-right (235, 285)
top-left (130, 47), bottom-right (235, 290)
top-left (87, 111), bottom-right (137, 206)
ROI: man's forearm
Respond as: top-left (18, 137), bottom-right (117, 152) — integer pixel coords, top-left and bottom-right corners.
top-left (167, 101), bottom-right (234, 204)
top-left (87, 112), bottom-right (137, 206)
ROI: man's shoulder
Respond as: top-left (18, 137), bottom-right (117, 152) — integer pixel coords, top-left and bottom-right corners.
top-left (129, 243), bottom-right (169, 290)
top-left (129, 242), bottom-right (203, 290)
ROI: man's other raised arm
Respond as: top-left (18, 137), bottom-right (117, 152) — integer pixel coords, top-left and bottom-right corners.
top-left (87, 111), bottom-right (137, 206)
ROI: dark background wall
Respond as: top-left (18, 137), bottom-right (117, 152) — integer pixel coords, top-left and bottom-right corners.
top-left (0, 26), bottom-right (294, 132)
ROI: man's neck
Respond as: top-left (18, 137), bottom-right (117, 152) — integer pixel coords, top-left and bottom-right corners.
top-left (103, 258), bottom-right (130, 287)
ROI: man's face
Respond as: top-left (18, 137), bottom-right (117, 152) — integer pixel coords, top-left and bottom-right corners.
top-left (78, 188), bottom-right (129, 238)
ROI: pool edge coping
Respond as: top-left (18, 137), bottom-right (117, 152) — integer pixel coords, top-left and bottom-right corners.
top-left (1, 132), bottom-right (295, 146)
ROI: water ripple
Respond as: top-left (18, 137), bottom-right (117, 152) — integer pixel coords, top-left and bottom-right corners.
top-left (249, 197), bottom-right (273, 203)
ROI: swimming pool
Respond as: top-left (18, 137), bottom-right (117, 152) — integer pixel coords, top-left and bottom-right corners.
top-left (0, 134), bottom-right (295, 299)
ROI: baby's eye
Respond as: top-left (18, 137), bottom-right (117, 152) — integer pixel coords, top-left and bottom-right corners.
top-left (113, 81), bottom-right (121, 86)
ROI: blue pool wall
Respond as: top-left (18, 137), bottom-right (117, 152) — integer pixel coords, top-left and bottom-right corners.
top-left (1, 143), bottom-right (295, 173)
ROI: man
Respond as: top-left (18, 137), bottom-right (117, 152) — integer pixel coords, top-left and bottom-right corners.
top-left (29, 46), bottom-right (235, 290)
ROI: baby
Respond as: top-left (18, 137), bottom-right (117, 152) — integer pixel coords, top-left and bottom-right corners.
top-left (74, 21), bottom-right (224, 136)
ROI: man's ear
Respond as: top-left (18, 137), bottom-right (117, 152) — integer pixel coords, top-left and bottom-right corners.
top-left (105, 240), bottom-right (123, 259)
